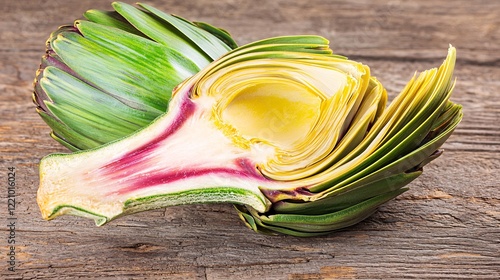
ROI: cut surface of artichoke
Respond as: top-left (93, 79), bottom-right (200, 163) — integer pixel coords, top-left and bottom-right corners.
top-left (37, 35), bottom-right (462, 236)
top-left (33, 2), bottom-right (236, 151)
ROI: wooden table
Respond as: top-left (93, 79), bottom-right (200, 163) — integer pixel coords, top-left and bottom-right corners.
top-left (1, 0), bottom-right (499, 279)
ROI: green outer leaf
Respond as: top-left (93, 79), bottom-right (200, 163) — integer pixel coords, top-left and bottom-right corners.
top-left (138, 3), bottom-right (231, 60)
top-left (237, 189), bottom-right (407, 237)
top-left (42, 66), bottom-right (152, 127)
top-left (37, 109), bottom-right (100, 151)
top-left (263, 188), bottom-right (406, 230)
top-left (112, 1), bottom-right (211, 69)
top-left (46, 26), bottom-right (76, 51)
top-left (238, 35), bottom-right (331, 51)
top-left (194, 21), bottom-right (238, 49)
top-left (274, 170), bottom-right (421, 215)
top-left (83, 9), bottom-right (145, 37)
top-left (45, 103), bottom-right (130, 145)
top-left (48, 132), bottom-right (80, 152)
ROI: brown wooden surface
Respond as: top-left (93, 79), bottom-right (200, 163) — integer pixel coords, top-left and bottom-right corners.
top-left (1, 0), bottom-right (499, 279)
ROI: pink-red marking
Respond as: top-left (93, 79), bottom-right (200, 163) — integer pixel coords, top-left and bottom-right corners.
top-left (99, 93), bottom-right (196, 175)
top-left (114, 158), bottom-right (266, 195)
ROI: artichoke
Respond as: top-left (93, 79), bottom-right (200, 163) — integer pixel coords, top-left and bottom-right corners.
top-left (33, 2), bottom-right (236, 151)
top-left (36, 30), bottom-right (462, 236)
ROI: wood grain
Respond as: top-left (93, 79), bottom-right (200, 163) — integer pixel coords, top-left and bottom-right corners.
top-left (1, 0), bottom-right (499, 279)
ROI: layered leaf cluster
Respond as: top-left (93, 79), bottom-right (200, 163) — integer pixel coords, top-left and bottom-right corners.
top-left (34, 2), bottom-right (235, 150)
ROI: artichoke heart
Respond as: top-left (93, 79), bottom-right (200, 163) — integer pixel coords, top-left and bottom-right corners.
top-left (37, 34), bottom-right (462, 236)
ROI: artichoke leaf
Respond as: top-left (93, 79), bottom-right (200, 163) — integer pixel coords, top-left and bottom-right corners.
top-left (83, 9), bottom-right (146, 37)
top-left (112, 2), bottom-right (212, 69)
top-left (138, 3), bottom-right (232, 60)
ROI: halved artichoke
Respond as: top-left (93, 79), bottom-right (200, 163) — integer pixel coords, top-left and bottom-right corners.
top-left (33, 2), bottom-right (236, 151)
top-left (37, 34), bottom-right (462, 236)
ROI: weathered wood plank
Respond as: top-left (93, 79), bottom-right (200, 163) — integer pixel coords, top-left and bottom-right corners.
top-left (1, 0), bottom-right (499, 279)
